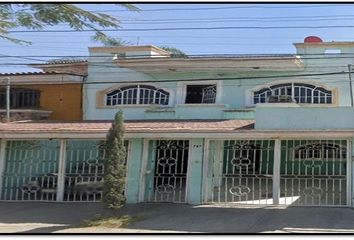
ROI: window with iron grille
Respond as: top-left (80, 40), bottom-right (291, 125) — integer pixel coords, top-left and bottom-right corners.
top-left (253, 83), bottom-right (332, 104)
top-left (0, 88), bottom-right (40, 109)
top-left (105, 85), bottom-right (169, 106)
top-left (185, 84), bottom-right (217, 104)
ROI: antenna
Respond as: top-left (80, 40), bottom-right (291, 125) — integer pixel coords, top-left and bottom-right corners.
top-left (136, 36), bottom-right (140, 46)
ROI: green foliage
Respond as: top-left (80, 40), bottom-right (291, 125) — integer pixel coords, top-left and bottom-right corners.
top-left (0, 4), bottom-right (139, 44)
top-left (46, 57), bottom-right (87, 63)
top-left (103, 110), bottom-right (127, 209)
top-left (91, 32), bottom-right (132, 46)
top-left (159, 46), bottom-right (188, 58)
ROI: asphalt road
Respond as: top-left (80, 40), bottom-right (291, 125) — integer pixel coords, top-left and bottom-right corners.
top-left (0, 202), bottom-right (354, 233)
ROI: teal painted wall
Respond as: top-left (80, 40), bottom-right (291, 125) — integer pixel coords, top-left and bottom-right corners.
top-left (125, 138), bottom-right (143, 203)
top-left (255, 106), bottom-right (354, 129)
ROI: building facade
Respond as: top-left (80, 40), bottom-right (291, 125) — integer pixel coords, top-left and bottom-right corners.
top-left (0, 36), bottom-right (354, 207)
top-left (0, 72), bottom-right (84, 121)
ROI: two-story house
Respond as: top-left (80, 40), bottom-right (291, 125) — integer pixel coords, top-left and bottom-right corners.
top-left (0, 36), bottom-right (353, 208)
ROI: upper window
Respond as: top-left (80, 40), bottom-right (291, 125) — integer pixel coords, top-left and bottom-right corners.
top-left (253, 83), bottom-right (332, 104)
top-left (185, 84), bottom-right (217, 104)
top-left (105, 85), bottom-right (169, 106)
top-left (0, 88), bottom-right (40, 109)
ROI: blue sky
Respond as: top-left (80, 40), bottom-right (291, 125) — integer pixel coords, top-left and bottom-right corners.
top-left (3, 3), bottom-right (354, 73)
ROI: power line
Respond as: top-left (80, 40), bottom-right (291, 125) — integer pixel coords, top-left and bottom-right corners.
top-left (92, 4), bottom-right (354, 13)
top-left (10, 25), bottom-right (354, 33)
top-left (3, 53), bottom-right (354, 57)
top-left (51, 17), bottom-right (354, 25)
top-left (0, 63), bottom-right (351, 75)
top-left (1, 71), bottom-right (347, 84)
top-left (113, 14), bottom-right (354, 22)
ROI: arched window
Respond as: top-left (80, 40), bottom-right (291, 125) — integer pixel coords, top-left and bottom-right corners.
top-left (0, 88), bottom-right (40, 108)
top-left (105, 85), bottom-right (169, 106)
top-left (253, 83), bottom-right (332, 104)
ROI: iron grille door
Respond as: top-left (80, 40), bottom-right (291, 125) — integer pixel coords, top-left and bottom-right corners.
top-left (280, 140), bottom-right (347, 206)
top-left (205, 140), bottom-right (274, 204)
top-left (145, 140), bottom-right (189, 203)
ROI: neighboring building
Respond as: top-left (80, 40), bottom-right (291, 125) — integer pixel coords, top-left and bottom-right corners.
top-left (1, 37), bottom-right (354, 208)
top-left (0, 71), bottom-right (85, 121)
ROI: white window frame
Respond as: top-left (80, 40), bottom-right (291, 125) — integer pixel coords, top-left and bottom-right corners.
top-left (176, 80), bottom-right (223, 105)
top-left (246, 80), bottom-right (336, 107)
top-left (104, 84), bottom-right (173, 107)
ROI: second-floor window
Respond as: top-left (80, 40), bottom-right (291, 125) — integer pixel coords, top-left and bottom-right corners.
top-left (106, 85), bottom-right (169, 106)
top-left (253, 83), bottom-right (333, 104)
top-left (0, 88), bottom-right (40, 109)
top-left (185, 84), bottom-right (217, 104)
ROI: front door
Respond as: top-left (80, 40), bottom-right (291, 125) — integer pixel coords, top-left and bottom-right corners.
top-left (144, 140), bottom-right (189, 203)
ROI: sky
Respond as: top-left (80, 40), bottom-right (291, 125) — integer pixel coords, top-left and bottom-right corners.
top-left (3, 3), bottom-right (354, 73)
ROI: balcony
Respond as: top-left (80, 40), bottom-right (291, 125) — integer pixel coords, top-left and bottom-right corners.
top-left (0, 109), bottom-right (52, 122)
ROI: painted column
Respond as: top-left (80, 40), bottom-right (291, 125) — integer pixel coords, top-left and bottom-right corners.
top-left (125, 138), bottom-right (144, 203)
top-left (272, 139), bottom-right (281, 205)
top-left (56, 139), bottom-right (67, 202)
top-left (187, 138), bottom-right (204, 205)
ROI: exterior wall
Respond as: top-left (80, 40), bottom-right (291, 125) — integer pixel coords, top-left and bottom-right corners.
top-left (255, 106), bottom-right (354, 129)
top-left (0, 136), bottom-right (352, 205)
top-left (16, 84), bottom-right (83, 121)
top-left (85, 46), bottom-right (354, 121)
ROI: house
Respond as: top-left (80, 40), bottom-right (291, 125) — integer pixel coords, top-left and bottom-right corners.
top-left (0, 36), bottom-right (353, 207)
top-left (0, 70), bottom-right (85, 121)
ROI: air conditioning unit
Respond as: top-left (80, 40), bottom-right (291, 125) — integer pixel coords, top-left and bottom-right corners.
top-left (267, 95), bottom-right (294, 103)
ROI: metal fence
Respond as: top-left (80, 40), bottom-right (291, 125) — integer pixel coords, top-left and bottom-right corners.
top-left (0, 139), bottom-right (128, 202)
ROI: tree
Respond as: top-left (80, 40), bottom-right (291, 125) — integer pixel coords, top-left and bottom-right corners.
top-left (103, 110), bottom-right (127, 209)
top-left (90, 36), bottom-right (188, 58)
top-left (159, 46), bottom-right (188, 58)
top-left (0, 4), bottom-right (139, 44)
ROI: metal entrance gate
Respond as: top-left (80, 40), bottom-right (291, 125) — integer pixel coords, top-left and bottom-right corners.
top-left (205, 139), bottom-right (349, 206)
top-left (144, 140), bottom-right (189, 203)
top-left (279, 140), bottom-right (348, 206)
top-left (205, 140), bottom-right (275, 204)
